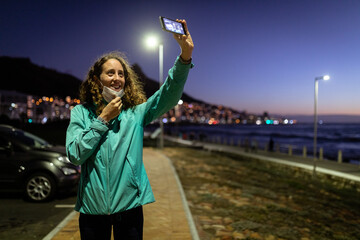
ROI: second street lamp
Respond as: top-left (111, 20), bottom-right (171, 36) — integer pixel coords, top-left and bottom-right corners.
top-left (313, 75), bottom-right (330, 177)
top-left (145, 36), bottom-right (164, 149)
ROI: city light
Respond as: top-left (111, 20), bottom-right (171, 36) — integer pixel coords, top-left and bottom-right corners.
top-left (41, 117), bottom-right (48, 124)
top-left (1, 91), bottom-right (297, 125)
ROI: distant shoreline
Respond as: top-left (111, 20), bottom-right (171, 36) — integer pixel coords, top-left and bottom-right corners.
top-left (281, 114), bottom-right (360, 124)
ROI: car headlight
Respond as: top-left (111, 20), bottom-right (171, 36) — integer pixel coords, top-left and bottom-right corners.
top-left (57, 156), bottom-right (70, 163)
top-left (61, 167), bottom-right (77, 175)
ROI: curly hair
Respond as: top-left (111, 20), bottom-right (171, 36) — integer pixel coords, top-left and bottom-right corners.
top-left (79, 51), bottom-right (147, 116)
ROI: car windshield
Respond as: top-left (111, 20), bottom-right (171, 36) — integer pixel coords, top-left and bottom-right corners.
top-left (12, 130), bottom-right (51, 148)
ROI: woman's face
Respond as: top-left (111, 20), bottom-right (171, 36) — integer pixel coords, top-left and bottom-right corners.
top-left (99, 58), bottom-right (125, 92)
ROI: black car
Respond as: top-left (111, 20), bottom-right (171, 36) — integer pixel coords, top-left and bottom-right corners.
top-left (0, 124), bottom-right (80, 202)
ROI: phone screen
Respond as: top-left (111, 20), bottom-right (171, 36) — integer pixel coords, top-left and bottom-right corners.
top-left (160, 17), bottom-right (185, 35)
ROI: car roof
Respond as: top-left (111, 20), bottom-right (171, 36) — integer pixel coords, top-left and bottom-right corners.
top-left (0, 124), bottom-right (17, 132)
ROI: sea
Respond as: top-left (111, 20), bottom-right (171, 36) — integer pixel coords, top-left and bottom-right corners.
top-left (162, 123), bottom-right (360, 164)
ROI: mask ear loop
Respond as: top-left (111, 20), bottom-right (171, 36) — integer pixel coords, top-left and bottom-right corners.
top-left (94, 75), bottom-right (104, 89)
top-left (120, 60), bottom-right (128, 89)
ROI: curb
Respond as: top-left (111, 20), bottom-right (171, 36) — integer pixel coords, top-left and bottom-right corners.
top-left (42, 210), bottom-right (77, 240)
top-left (162, 152), bottom-right (200, 240)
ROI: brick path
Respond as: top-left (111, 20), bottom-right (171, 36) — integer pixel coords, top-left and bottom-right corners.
top-left (48, 148), bottom-right (193, 240)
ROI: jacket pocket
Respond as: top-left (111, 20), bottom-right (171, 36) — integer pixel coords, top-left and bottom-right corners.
top-left (125, 157), bottom-right (141, 196)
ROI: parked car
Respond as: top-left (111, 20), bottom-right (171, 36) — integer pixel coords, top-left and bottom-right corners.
top-left (0, 124), bottom-right (80, 202)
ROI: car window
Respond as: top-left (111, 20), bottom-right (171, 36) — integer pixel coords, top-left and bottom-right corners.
top-left (12, 130), bottom-right (50, 148)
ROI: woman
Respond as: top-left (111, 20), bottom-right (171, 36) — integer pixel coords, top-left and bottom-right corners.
top-left (66, 19), bottom-right (194, 240)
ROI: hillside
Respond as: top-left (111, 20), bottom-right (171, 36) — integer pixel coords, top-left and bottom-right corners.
top-left (0, 56), bottom-right (203, 103)
top-left (0, 57), bottom-right (81, 98)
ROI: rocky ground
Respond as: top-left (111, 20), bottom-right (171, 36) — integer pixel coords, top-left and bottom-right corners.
top-left (162, 147), bottom-right (360, 240)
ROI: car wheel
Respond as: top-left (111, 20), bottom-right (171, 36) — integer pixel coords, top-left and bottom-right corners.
top-left (25, 172), bottom-right (56, 202)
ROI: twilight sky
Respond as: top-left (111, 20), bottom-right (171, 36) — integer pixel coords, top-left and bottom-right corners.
top-left (1, 0), bottom-right (359, 116)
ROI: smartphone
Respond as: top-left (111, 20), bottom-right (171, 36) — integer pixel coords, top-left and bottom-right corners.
top-left (159, 16), bottom-right (186, 35)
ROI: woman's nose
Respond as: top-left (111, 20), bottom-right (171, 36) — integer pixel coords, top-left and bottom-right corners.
top-left (114, 73), bottom-right (121, 80)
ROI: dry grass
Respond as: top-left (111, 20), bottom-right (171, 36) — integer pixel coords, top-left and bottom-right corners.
top-left (163, 147), bottom-right (360, 240)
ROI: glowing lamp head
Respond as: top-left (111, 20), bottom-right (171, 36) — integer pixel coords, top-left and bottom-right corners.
top-left (145, 36), bottom-right (158, 48)
top-left (323, 75), bottom-right (330, 81)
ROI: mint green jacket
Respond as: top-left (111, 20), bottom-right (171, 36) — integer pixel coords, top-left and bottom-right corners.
top-left (66, 57), bottom-right (193, 215)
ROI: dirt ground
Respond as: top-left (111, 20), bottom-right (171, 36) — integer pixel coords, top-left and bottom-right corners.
top-left (163, 147), bottom-right (360, 240)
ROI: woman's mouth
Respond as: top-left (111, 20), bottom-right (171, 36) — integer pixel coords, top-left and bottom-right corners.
top-left (111, 85), bottom-right (122, 91)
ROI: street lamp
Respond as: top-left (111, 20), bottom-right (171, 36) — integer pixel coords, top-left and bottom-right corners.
top-left (313, 75), bottom-right (330, 177)
top-left (145, 36), bottom-right (164, 149)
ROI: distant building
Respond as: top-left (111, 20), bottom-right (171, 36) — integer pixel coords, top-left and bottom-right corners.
top-left (0, 90), bottom-right (78, 124)
top-left (0, 90), bottom-right (28, 121)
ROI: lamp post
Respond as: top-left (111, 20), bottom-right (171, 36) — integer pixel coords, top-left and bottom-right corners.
top-left (145, 36), bottom-right (164, 149)
top-left (175, 99), bottom-right (183, 137)
top-left (313, 75), bottom-right (330, 177)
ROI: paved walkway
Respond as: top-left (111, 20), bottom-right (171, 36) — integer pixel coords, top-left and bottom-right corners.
top-left (45, 148), bottom-right (196, 240)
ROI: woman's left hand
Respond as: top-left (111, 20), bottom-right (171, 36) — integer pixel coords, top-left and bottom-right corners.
top-left (173, 19), bottom-right (194, 62)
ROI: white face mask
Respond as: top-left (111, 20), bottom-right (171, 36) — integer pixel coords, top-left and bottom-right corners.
top-left (102, 85), bottom-right (125, 103)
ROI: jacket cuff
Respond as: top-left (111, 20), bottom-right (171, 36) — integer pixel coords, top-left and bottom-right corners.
top-left (175, 56), bottom-right (194, 69)
top-left (91, 118), bottom-right (109, 132)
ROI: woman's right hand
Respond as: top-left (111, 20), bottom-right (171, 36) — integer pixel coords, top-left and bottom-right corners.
top-left (174, 19), bottom-right (194, 62)
top-left (99, 97), bottom-right (123, 122)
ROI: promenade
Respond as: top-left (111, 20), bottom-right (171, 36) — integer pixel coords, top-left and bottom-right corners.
top-left (43, 148), bottom-right (198, 240)
top-left (44, 137), bottom-right (360, 240)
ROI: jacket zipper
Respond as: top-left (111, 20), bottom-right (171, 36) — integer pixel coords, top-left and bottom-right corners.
top-left (106, 136), bottom-right (111, 215)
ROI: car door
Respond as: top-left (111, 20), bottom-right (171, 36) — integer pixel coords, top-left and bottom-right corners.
top-left (0, 136), bottom-right (22, 191)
